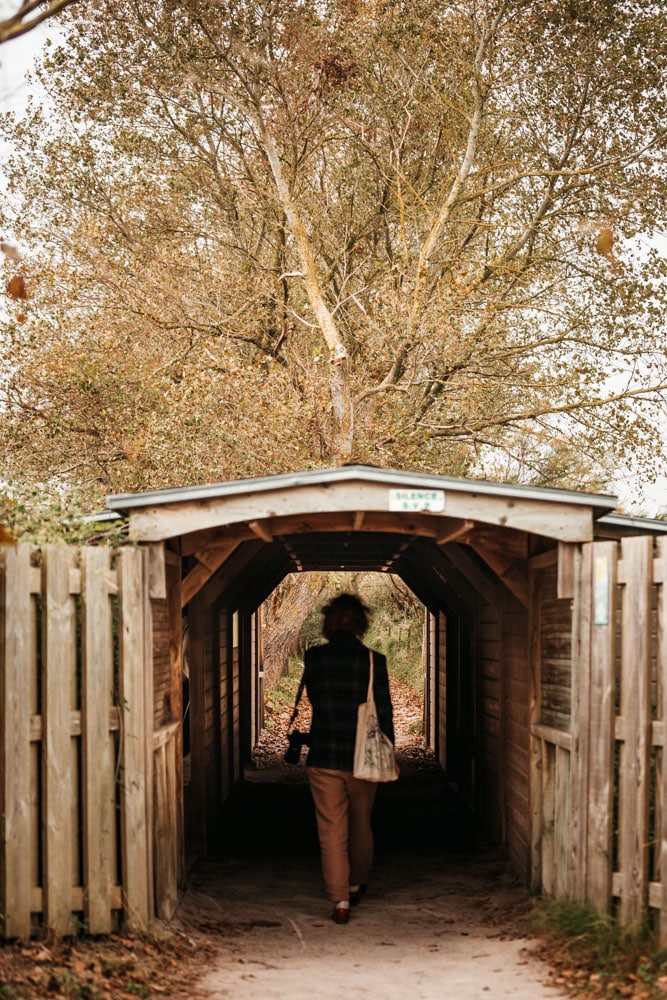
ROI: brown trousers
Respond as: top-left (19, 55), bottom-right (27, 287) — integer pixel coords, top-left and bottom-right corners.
top-left (307, 766), bottom-right (378, 903)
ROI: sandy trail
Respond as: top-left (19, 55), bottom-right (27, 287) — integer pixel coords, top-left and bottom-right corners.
top-left (171, 758), bottom-right (568, 1000)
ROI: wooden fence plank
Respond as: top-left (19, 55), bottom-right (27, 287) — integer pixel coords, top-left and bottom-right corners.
top-left (618, 536), bottom-right (653, 925)
top-left (0, 545), bottom-right (33, 938)
top-left (541, 741), bottom-right (556, 895)
top-left (554, 745), bottom-right (571, 898)
top-left (82, 548), bottom-right (115, 934)
top-left (657, 539), bottom-right (667, 945)
top-left (118, 549), bottom-right (151, 929)
top-left (153, 739), bottom-right (178, 920)
top-left (586, 542), bottom-right (617, 910)
top-left (143, 577), bottom-right (155, 921)
top-left (43, 546), bottom-right (77, 935)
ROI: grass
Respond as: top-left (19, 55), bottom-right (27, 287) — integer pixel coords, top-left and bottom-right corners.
top-left (531, 897), bottom-right (667, 998)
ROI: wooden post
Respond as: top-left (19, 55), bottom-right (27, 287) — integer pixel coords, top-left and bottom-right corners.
top-left (81, 548), bottom-right (115, 935)
top-left (618, 536), bottom-right (653, 926)
top-left (118, 548), bottom-right (151, 929)
top-left (43, 546), bottom-right (77, 936)
top-left (586, 542), bottom-right (617, 911)
top-left (0, 545), bottom-right (33, 938)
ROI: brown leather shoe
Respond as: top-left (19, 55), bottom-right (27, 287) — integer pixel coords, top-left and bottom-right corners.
top-left (349, 884), bottom-right (367, 906)
top-left (331, 904), bottom-right (350, 924)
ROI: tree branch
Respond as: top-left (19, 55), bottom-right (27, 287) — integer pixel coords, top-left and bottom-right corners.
top-left (0, 0), bottom-right (77, 43)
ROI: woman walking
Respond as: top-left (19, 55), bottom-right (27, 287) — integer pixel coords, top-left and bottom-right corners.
top-left (302, 593), bottom-right (396, 924)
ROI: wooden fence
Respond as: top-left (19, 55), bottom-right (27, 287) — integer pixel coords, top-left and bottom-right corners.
top-left (532, 536), bottom-right (667, 938)
top-left (7, 533), bottom-right (667, 938)
top-left (0, 544), bottom-right (153, 938)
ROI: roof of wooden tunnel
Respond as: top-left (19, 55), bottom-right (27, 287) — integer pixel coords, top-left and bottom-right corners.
top-left (105, 465), bottom-right (667, 613)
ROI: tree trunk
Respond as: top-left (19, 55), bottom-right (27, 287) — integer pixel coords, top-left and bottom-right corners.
top-left (262, 574), bottom-right (326, 689)
top-left (260, 125), bottom-right (354, 462)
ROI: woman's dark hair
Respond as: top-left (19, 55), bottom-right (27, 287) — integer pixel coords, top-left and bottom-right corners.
top-left (322, 593), bottom-right (370, 639)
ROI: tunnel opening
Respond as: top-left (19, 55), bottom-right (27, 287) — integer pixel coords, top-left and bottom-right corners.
top-left (183, 555), bottom-right (507, 888)
top-left (227, 569), bottom-right (486, 868)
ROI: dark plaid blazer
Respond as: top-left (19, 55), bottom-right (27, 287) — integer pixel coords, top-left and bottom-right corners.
top-left (303, 631), bottom-right (394, 772)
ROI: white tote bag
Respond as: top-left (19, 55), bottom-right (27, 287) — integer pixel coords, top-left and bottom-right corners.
top-left (353, 651), bottom-right (398, 783)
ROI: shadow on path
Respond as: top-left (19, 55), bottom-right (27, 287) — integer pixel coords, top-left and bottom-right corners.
top-left (214, 752), bottom-right (486, 862)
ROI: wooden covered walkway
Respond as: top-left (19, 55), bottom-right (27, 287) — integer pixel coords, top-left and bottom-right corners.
top-left (2, 466), bottom-right (667, 938)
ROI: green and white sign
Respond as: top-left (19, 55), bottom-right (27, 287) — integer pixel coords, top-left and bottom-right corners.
top-left (389, 489), bottom-right (445, 512)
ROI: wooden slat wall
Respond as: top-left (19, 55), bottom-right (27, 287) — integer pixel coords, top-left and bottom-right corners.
top-left (151, 600), bottom-right (171, 730)
top-left (423, 611), bottom-right (436, 751)
top-left (204, 601), bottom-right (221, 838)
top-left (186, 590), bottom-right (207, 858)
top-left (219, 608), bottom-right (232, 802)
top-left (530, 556), bottom-right (574, 897)
top-left (539, 564), bottom-right (572, 731)
top-left (232, 621), bottom-right (241, 783)
top-left (437, 611), bottom-right (447, 769)
top-left (478, 604), bottom-right (502, 839)
top-left (502, 594), bottom-right (531, 881)
top-left (530, 537), bottom-right (667, 938)
top-left (0, 544), bottom-right (152, 939)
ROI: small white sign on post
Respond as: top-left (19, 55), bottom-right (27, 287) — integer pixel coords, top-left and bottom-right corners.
top-left (593, 554), bottom-right (610, 626)
top-left (389, 489), bottom-right (446, 513)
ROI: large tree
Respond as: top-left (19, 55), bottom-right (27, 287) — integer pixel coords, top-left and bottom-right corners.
top-left (2, 0), bottom-right (666, 503)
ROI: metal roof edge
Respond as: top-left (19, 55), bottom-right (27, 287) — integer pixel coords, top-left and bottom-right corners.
top-left (596, 512), bottom-right (667, 534)
top-left (106, 465), bottom-right (619, 513)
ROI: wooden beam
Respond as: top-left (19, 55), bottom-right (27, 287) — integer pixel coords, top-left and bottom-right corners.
top-left (462, 524), bottom-right (529, 560)
top-left (557, 542), bottom-right (577, 599)
top-left (442, 542), bottom-right (500, 611)
top-left (181, 540), bottom-right (241, 608)
top-left (248, 519), bottom-right (273, 543)
top-left (179, 525), bottom-right (254, 558)
top-left (468, 542), bottom-right (529, 607)
top-left (353, 511), bottom-right (365, 530)
top-left (126, 480), bottom-right (597, 543)
top-left (147, 542), bottom-right (167, 600)
top-left (529, 548), bottom-right (558, 570)
top-left (436, 519), bottom-right (475, 546)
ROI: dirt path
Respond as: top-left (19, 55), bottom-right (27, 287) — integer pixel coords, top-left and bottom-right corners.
top-left (175, 850), bottom-right (568, 1000)
top-left (171, 754), bottom-right (569, 1000)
